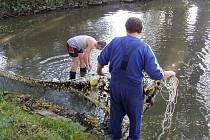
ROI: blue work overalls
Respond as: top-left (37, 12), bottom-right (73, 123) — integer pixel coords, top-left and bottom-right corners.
top-left (98, 35), bottom-right (164, 140)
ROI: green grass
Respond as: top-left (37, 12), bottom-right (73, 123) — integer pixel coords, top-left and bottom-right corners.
top-left (0, 90), bottom-right (99, 140)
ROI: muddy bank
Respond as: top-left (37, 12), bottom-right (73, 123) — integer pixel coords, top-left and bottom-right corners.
top-left (0, 0), bottom-right (151, 19)
top-left (1, 91), bottom-right (110, 139)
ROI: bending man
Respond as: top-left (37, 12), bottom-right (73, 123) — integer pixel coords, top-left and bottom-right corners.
top-left (67, 35), bottom-right (106, 79)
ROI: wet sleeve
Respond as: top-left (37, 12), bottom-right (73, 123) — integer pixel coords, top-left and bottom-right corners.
top-left (144, 45), bottom-right (164, 80)
top-left (97, 39), bottom-right (113, 66)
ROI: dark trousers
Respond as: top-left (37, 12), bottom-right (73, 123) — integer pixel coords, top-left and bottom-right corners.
top-left (109, 80), bottom-right (144, 140)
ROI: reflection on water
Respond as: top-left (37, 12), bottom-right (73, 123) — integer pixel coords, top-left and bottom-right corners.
top-left (1, 0), bottom-right (210, 139)
top-left (39, 54), bottom-right (70, 80)
top-left (99, 10), bottom-right (143, 42)
top-left (197, 28), bottom-right (210, 136)
top-left (185, 5), bottom-right (198, 41)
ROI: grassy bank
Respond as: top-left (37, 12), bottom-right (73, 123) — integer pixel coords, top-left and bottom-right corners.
top-left (0, 90), bottom-right (103, 140)
top-left (0, 0), bottom-right (107, 18)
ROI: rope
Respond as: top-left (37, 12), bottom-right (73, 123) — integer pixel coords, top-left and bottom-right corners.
top-left (158, 76), bottom-right (179, 140)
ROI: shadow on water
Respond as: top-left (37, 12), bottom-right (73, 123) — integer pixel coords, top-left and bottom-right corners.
top-left (1, 0), bottom-right (210, 139)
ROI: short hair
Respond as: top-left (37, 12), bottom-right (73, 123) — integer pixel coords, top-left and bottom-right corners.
top-left (97, 41), bottom-right (106, 48)
top-left (125, 17), bottom-right (143, 33)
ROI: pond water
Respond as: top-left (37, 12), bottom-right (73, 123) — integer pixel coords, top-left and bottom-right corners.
top-left (0, 0), bottom-right (210, 139)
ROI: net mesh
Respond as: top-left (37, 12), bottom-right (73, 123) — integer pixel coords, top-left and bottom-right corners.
top-left (158, 76), bottom-right (179, 139)
top-left (86, 74), bottom-right (179, 138)
top-left (0, 70), bottom-right (179, 137)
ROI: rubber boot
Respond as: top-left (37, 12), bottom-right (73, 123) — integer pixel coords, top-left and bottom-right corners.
top-left (69, 71), bottom-right (76, 80)
top-left (80, 67), bottom-right (87, 77)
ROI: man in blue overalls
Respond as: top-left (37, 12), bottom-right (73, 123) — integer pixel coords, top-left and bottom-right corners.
top-left (97, 17), bottom-right (175, 140)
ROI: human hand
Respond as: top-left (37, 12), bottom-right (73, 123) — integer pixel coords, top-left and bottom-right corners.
top-left (97, 70), bottom-right (105, 76)
top-left (97, 63), bottom-right (105, 76)
top-left (87, 64), bottom-right (92, 72)
top-left (164, 71), bottom-right (176, 79)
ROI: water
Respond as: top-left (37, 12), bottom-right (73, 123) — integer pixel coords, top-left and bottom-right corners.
top-left (1, 0), bottom-right (210, 139)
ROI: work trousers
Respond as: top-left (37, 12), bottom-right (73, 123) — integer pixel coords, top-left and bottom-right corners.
top-left (109, 80), bottom-right (144, 140)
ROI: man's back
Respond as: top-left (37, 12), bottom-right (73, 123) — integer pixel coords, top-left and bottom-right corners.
top-left (100, 35), bottom-right (163, 85)
top-left (67, 35), bottom-right (96, 50)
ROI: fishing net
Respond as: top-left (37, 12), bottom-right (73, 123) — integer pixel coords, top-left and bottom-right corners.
top-left (86, 74), bottom-right (179, 137)
top-left (157, 76), bottom-right (179, 139)
top-left (0, 70), bottom-right (179, 137)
